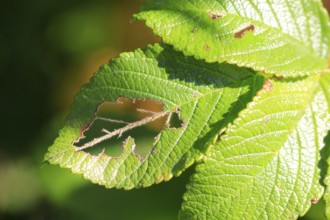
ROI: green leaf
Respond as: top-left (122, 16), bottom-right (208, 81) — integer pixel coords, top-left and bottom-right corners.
top-left (180, 73), bottom-right (330, 219)
top-left (320, 73), bottom-right (330, 219)
top-left (44, 44), bottom-right (263, 189)
top-left (135, 0), bottom-right (330, 77)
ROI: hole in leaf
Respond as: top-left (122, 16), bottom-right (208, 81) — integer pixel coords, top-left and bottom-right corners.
top-left (169, 110), bottom-right (184, 128)
top-left (74, 97), bottom-right (183, 157)
top-left (208, 11), bottom-right (226, 20)
top-left (234, 24), bottom-right (255, 39)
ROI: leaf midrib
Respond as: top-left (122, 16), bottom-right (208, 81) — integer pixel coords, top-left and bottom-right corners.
top-left (47, 66), bottom-right (253, 169)
top-left (191, 79), bottom-right (321, 218)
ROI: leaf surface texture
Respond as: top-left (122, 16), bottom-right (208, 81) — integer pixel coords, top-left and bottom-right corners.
top-left (45, 44), bottom-right (262, 189)
top-left (136, 0), bottom-right (330, 76)
top-left (180, 73), bottom-right (330, 219)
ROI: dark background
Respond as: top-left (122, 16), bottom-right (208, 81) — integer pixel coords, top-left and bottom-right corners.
top-left (0, 0), bottom-right (329, 219)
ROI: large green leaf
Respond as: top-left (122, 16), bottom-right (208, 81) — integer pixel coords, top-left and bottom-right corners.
top-left (320, 73), bottom-right (330, 219)
top-left (135, 0), bottom-right (330, 77)
top-left (44, 44), bottom-right (263, 189)
top-left (180, 73), bottom-right (330, 219)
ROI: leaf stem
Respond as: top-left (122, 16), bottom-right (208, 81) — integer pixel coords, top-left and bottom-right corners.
top-left (75, 110), bottom-right (172, 151)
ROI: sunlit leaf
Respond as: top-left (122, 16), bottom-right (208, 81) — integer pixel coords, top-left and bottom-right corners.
top-left (180, 73), bottom-right (330, 219)
top-left (45, 44), bottom-right (262, 189)
top-left (135, 0), bottom-right (330, 76)
top-left (319, 72), bottom-right (330, 219)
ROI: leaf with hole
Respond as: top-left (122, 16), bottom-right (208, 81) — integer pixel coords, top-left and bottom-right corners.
top-left (44, 1), bottom-right (330, 218)
top-left (44, 44), bottom-right (263, 189)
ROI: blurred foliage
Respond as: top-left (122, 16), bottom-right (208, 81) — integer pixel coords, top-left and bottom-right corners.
top-left (0, 0), bottom-right (329, 219)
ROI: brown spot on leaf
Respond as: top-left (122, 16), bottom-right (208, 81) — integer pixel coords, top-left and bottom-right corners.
top-left (208, 11), bottom-right (226, 20)
top-left (274, 75), bottom-right (284, 80)
top-left (262, 79), bottom-right (273, 92)
top-left (311, 198), bottom-right (319, 204)
top-left (234, 24), bottom-right (255, 39)
top-left (204, 44), bottom-right (210, 51)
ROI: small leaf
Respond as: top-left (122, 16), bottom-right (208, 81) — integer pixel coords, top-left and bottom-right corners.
top-left (180, 73), bottom-right (330, 219)
top-left (44, 44), bottom-right (263, 189)
top-left (135, 0), bottom-right (330, 77)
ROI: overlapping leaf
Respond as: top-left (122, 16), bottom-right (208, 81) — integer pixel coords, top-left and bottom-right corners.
top-left (180, 73), bottom-right (330, 219)
top-left (44, 44), bottom-right (263, 189)
top-left (135, 0), bottom-right (330, 76)
top-left (45, 1), bottom-right (330, 219)
top-left (320, 73), bottom-right (330, 219)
